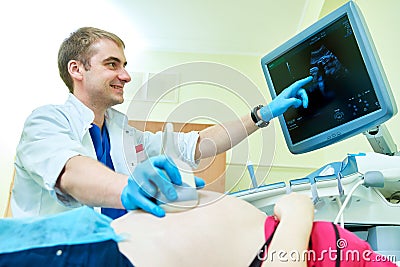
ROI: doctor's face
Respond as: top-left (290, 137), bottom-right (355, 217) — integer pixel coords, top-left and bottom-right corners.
top-left (82, 38), bottom-right (131, 108)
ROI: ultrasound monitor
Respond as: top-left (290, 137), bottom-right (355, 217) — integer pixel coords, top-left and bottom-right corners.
top-left (261, 2), bottom-right (397, 154)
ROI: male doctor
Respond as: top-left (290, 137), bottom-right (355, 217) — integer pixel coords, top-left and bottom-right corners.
top-left (11, 27), bottom-right (311, 219)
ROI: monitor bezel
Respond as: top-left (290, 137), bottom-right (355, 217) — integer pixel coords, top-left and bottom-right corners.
top-left (261, 2), bottom-right (397, 154)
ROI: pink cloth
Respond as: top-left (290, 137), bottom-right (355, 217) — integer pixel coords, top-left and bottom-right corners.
top-left (263, 216), bottom-right (397, 266)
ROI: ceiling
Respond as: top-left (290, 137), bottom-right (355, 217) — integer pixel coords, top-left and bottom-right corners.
top-left (114, 0), bottom-right (324, 56)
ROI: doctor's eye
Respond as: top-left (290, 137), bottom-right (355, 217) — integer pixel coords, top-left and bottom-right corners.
top-left (108, 62), bottom-right (117, 69)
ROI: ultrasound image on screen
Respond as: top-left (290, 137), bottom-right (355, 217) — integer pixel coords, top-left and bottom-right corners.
top-left (309, 45), bottom-right (349, 100)
top-left (266, 15), bottom-right (380, 144)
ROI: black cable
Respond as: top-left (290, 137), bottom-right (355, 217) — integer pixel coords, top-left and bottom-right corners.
top-left (388, 190), bottom-right (400, 204)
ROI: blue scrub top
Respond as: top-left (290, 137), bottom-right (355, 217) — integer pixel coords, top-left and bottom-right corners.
top-left (89, 123), bottom-right (127, 219)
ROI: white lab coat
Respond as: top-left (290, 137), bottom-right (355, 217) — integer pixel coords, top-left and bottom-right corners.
top-left (11, 94), bottom-right (199, 218)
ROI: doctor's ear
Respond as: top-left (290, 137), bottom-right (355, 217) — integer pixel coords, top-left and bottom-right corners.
top-left (68, 60), bottom-right (84, 81)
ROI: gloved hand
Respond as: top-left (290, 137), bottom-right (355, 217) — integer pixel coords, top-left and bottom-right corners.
top-left (194, 176), bottom-right (205, 189)
top-left (260, 76), bottom-right (312, 122)
top-left (121, 155), bottom-right (206, 217)
top-left (121, 155), bottom-right (182, 217)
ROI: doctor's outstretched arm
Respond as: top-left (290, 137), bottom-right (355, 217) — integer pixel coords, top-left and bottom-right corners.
top-left (195, 76), bottom-right (312, 160)
top-left (57, 155), bottom-right (183, 217)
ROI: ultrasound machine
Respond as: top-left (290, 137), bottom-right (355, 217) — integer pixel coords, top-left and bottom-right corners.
top-left (231, 2), bottom-right (400, 261)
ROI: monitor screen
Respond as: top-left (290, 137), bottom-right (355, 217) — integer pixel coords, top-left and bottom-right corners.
top-left (261, 2), bottom-right (397, 154)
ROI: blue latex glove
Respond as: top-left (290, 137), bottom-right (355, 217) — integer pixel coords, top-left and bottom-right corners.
top-left (121, 155), bottom-right (205, 217)
top-left (194, 176), bottom-right (205, 189)
top-left (121, 155), bottom-right (182, 217)
top-left (260, 76), bottom-right (312, 122)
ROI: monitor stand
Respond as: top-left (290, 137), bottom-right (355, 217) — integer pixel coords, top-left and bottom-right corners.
top-left (364, 124), bottom-right (398, 155)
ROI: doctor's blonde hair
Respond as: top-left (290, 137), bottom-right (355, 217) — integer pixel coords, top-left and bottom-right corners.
top-left (58, 27), bottom-right (125, 93)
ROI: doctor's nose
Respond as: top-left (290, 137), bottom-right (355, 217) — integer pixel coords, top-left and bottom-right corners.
top-left (119, 68), bottom-right (132, 83)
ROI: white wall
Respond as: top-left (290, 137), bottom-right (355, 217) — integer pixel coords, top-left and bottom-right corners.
top-left (0, 0), bottom-right (145, 215)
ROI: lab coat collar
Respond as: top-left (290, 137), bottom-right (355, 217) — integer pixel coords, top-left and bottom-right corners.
top-left (105, 106), bottom-right (127, 128)
top-left (65, 93), bottom-right (95, 128)
top-left (65, 93), bottom-right (128, 138)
